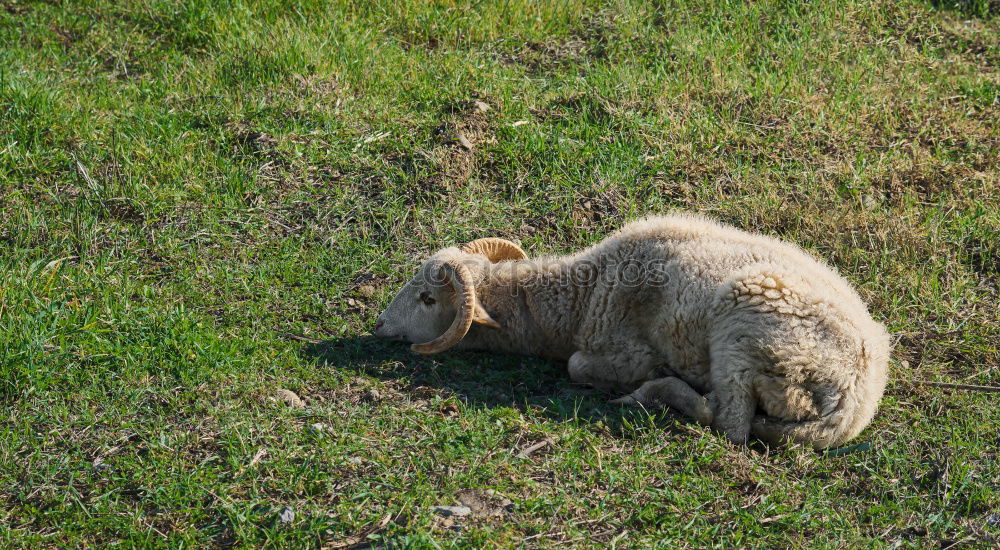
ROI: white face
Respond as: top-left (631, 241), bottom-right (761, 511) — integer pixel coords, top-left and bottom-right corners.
top-left (373, 260), bottom-right (458, 345)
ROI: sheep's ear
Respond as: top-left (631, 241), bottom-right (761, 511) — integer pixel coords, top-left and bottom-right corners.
top-left (472, 302), bottom-right (501, 329)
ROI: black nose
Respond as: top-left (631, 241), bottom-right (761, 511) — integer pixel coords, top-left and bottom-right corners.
top-left (375, 319), bottom-right (384, 330)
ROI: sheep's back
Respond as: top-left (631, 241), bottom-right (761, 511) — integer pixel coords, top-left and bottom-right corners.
top-left (590, 214), bottom-right (885, 390)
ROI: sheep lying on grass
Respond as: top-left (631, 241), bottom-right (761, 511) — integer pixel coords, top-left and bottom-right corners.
top-left (374, 214), bottom-right (890, 449)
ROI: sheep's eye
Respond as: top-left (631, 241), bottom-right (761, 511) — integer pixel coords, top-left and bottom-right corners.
top-left (419, 291), bottom-right (436, 305)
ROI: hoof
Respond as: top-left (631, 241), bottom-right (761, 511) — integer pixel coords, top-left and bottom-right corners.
top-left (609, 395), bottom-right (639, 407)
top-left (694, 396), bottom-right (714, 426)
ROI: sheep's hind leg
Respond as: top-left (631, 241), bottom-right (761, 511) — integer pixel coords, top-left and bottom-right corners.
top-left (611, 377), bottom-right (714, 426)
top-left (567, 350), bottom-right (655, 395)
top-left (707, 341), bottom-right (757, 445)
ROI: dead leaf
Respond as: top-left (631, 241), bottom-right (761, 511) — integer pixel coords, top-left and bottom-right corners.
top-left (276, 389), bottom-right (305, 409)
top-left (249, 448), bottom-right (267, 467)
top-left (439, 402), bottom-right (459, 417)
top-left (456, 489), bottom-right (514, 517)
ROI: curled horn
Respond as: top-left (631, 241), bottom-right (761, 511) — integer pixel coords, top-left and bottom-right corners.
top-left (460, 238), bottom-right (527, 263)
top-left (411, 261), bottom-right (477, 354)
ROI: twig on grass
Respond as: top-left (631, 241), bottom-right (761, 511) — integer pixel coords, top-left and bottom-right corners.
top-left (248, 448), bottom-right (267, 468)
top-left (908, 380), bottom-right (1000, 393)
top-left (516, 438), bottom-right (554, 459)
top-left (523, 530), bottom-right (564, 542)
top-left (281, 332), bottom-right (325, 344)
top-left (323, 514), bottom-right (393, 549)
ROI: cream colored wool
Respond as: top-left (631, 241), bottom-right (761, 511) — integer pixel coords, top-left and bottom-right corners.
top-left (374, 214), bottom-right (890, 449)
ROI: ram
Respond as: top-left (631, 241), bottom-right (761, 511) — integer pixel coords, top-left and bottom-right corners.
top-left (374, 214), bottom-right (890, 449)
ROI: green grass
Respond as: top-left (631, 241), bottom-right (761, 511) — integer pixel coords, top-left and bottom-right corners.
top-left (1, 0), bottom-right (998, 547)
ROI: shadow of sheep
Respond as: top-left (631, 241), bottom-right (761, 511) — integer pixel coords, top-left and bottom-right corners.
top-left (301, 336), bottom-right (704, 441)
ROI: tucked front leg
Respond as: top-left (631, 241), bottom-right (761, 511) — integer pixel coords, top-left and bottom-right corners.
top-left (611, 377), bottom-right (714, 426)
top-left (567, 350), bottom-right (658, 395)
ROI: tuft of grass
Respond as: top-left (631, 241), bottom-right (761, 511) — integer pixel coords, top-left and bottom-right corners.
top-left (1, 0), bottom-right (998, 547)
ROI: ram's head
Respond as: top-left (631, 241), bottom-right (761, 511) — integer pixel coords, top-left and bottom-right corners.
top-left (373, 238), bottom-right (526, 354)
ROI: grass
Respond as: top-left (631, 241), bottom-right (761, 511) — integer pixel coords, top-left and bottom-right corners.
top-left (1, 0), bottom-right (998, 547)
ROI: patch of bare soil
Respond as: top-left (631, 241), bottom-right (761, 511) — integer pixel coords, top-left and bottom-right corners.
top-left (340, 272), bottom-right (389, 315)
top-left (500, 38), bottom-right (594, 73)
top-left (882, 7), bottom-right (1000, 69)
top-left (432, 98), bottom-right (497, 189)
top-left (375, 97), bottom-right (498, 204)
top-left (498, 16), bottom-right (614, 74)
top-left (228, 122), bottom-right (284, 164)
top-left (2, 1), bottom-right (27, 15)
top-left (455, 488), bottom-right (514, 517)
